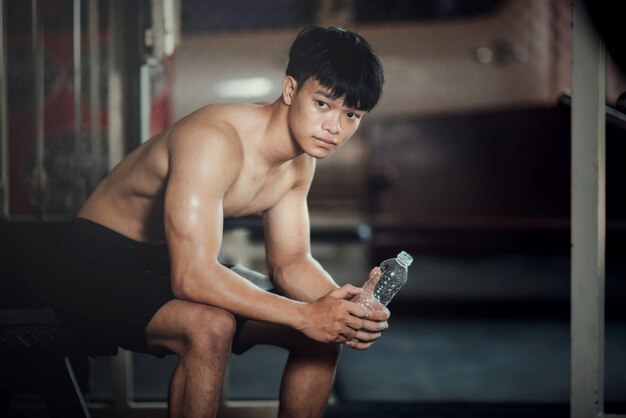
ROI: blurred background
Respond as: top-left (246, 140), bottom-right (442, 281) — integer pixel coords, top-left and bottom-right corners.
top-left (1, 0), bottom-right (625, 416)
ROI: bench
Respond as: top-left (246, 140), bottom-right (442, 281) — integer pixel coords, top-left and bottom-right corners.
top-left (0, 220), bottom-right (118, 418)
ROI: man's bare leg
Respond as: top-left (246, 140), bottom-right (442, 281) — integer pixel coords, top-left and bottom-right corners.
top-left (278, 341), bottom-right (341, 418)
top-left (145, 299), bottom-right (237, 418)
top-left (236, 320), bottom-right (342, 418)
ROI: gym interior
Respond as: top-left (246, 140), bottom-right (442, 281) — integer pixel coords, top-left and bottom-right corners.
top-left (1, 1), bottom-right (625, 417)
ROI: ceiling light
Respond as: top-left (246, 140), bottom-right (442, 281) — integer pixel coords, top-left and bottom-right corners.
top-left (215, 77), bottom-right (273, 99)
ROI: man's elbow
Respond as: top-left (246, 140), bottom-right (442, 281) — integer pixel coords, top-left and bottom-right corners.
top-left (170, 267), bottom-right (200, 301)
top-left (170, 264), bottom-right (222, 302)
top-left (171, 277), bottom-right (193, 300)
top-left (266, 251), bottom-right (311, 274)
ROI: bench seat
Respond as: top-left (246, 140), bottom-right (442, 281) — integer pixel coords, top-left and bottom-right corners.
top-left (1, 220), bottom-right (118, 418)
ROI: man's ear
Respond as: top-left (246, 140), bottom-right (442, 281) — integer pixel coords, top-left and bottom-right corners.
top-left (282, 76), bottom-right (297, 105)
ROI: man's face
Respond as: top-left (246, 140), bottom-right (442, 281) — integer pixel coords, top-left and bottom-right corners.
top-left (287, 77), bottom-right (364, 159)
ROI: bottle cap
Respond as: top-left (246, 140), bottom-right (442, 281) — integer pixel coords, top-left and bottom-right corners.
top-left (397, 251), bottom-right (413, 267)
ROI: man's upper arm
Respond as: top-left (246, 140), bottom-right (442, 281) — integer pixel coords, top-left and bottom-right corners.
top-left (263, 158), bottom-right (340, 302)
top-left (263, 157), bottom-right (315, 269)
top-left (163, 123), bottom-right (240, 297)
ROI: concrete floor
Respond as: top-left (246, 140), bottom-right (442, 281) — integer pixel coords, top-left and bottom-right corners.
top-left (86, 316), bottom-right (624, 404)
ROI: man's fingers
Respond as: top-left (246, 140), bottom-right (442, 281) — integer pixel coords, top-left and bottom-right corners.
top-left (368, 267), bottom-right (381, 285)
top-left (345, 339), bottom-right (375, 351)
top-left (330, 284), bottom-right (363, 300)
top-left (360, 319), bottom-right (389, 332)
top-left (338, 327), bottom-right (358, 341)
top-left (345, 300), bottom-right (369, 319)
top-left (344, 329), bottom-right (384, 350)
top-left (367, 307), bottom-right (391, 321)
top-left (353, 330), bottom-right (382, 343)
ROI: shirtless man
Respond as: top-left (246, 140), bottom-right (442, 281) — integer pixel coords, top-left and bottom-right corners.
top-left (51, 26), bottom-right (388, 418)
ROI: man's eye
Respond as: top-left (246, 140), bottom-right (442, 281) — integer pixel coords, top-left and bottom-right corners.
top-left (347, 112), bottom-right (361, 120)
top-left (317, 101), bottom-right (328, 108)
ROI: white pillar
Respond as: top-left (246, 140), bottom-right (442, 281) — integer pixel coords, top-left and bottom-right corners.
top-left (570, 0), bottom-right (606, 417)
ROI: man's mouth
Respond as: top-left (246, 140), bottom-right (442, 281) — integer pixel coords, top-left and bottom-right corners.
top-left (314, 137), bottom-right (337, 149)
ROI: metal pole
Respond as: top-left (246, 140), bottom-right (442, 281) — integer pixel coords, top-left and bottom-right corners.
top-left (0, 0), bottom-right (9, 218)
top-left (107, 0), bottom-right (125, 169)
top-left (139, 64), bottom-right (151, 143)
top-left (570, 0), bottom-right (606, 417)
top-left (111, 349), bottom-right (134, 414)
top-left (88, 0), bottom-right (101, 190)
top-left (73, 0), bottom-right (85, 211)
top-left (108, 0), bottom-right (143, 164)
top-left (32, 0), bottom-right (47, 219)
top-left (140, 0), bottom-right (156, 144)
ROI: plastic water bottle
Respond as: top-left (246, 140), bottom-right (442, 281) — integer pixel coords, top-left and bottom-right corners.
top-left (353, 251), bottom-right (413, 310)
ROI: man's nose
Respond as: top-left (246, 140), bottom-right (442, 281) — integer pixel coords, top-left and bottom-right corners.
top-left (323, 115), bottom-right (341, 135)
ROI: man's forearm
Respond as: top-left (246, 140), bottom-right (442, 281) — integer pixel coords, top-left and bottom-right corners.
top-left (270, 255), bottom-right (339, 302)
top-left (175, 263), bottom-right (308, 330)
top-left (174, 262), bottom-right (368, 346)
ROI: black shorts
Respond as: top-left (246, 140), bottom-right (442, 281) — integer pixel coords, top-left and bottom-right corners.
top-left (50, 218), bottom-right (270, 356)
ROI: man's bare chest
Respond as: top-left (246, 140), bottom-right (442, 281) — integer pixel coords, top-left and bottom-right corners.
top-left (222, 165), bottom-right (295, 217)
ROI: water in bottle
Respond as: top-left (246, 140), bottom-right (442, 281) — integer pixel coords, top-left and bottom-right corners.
top-left (354, 251), bottom-right (413, 310)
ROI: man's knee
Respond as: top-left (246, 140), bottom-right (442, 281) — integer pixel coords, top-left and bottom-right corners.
top-left (184, 305), bottom-right (237, 352)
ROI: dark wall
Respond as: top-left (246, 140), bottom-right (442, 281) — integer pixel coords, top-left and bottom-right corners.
top-left (366, 106), bottom-right (626, 259)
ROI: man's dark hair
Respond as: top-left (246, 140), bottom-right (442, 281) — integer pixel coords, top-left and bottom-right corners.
top-left (286, 26), bottom-right (384, 112)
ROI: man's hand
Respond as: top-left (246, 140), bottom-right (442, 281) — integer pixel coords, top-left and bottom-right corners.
top-left (298, 282), bottom-right (391, 351)
top-left (345, 267), bottom-right (391, 351)
top-left (299, 285), bottom-right (369, 344)
top-left (345, 305), bottom-right (390, 350)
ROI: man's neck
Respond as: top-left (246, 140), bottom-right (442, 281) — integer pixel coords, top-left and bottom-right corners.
top-left (254, 99), bottom-right (304, 167)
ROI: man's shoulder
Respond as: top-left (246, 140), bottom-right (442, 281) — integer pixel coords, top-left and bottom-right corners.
top-left (168, 104), bottom-right (246, 159)
top-left (175, 103), bottom-right (244, 138)
top-left (163, 105), bottom-right (251, 192)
